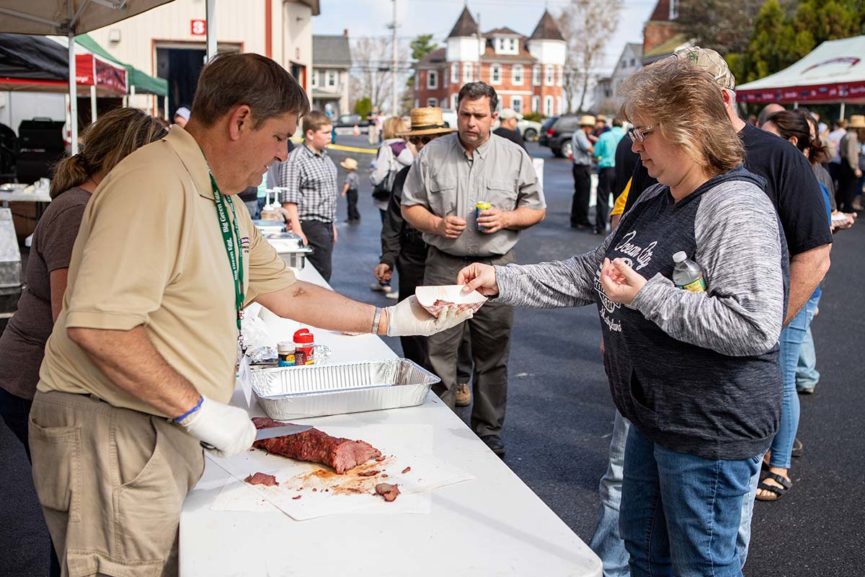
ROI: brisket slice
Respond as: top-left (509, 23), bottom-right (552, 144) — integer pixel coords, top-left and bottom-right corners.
top-left (375, 483), bottom-right (400, 502)
top-left (244, 472), bottom-right (278, 487)
top-left (252, 417), bottom-right (382, 474)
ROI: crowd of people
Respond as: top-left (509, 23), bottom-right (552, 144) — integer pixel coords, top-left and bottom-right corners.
top-left (0, 43), bottom-right (862, 577)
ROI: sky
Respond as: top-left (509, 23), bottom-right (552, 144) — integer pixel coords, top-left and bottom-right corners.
top-left (314, 0), bottom-right (658, 75)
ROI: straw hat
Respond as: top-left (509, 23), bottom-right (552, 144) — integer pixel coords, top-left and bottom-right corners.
top-left (398, 107), bottom-right (457, 137)
top-left (849, 115), bottom-right (865, 129)
top-left (339, 158), bottom-right (358, 170)
top-left (579, 115), bottom-right (596, 127)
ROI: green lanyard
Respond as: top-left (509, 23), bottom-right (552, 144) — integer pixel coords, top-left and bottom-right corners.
top-left (209, 173), bottom-right (244, 335)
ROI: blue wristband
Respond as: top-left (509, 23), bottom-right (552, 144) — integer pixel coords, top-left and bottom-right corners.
top-left (173, 396), bottom-right (204, 424)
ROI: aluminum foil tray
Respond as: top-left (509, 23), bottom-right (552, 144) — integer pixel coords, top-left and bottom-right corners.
top-left (251, 359), bottom-right (440, 420)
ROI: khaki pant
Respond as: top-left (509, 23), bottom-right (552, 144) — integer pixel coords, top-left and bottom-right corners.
top-left (424, 247), bottom-right (515, 438)
top-left (29, 390), bottom-right (204, 577)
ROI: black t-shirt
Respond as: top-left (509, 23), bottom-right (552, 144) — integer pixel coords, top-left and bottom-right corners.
top-left (623, 123), bottom-right (832, 257)
top-left (613, 135), bottom-right (639, 198)
top-left (739, 123), bottom-right (832, 255)
top-left (493, 127), bottom-right (526, 150)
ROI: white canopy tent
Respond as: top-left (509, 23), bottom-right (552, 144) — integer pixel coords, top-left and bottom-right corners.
top-left (0, 0), bottom-right (219, 153)
top-left (737, 35), bottom-right (865, 118)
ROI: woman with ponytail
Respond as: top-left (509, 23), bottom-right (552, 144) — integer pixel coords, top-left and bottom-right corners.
top-left (0, 107), bottom-right (167, 451)
top-left (0, 107), bottom-right (166, 576)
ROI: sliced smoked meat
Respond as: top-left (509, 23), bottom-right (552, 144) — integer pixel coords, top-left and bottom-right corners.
top-left (375, 483), bottom-right (400, 502)
top-left (252, 417), bottom-right (382, 474)
top-left (244, 472), bottom-right (278, 487)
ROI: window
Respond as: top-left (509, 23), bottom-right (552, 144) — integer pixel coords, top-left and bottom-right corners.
top-left (441, 98), bottom-right (448, 108)
top-left (509, 38), bottom-right (516, 52)
top-left (630, 58), bottom-right (636, 67)
top-left (451, 63), bottom-right (459, 84)
top-left (427, 98), bottom-right (438, 107)
top-left (512, 64), bottom-right (524, 85)
top-left (427, 70), bottom-right (438, 89)
top-left (532, 66), bottom-right (541, 86)
top-left (451, 93), bottom-right (458, 110)
top-left (670, 0), bottom-right (679, 19)
top-left (532, 95), bottom-right (540, 113)
top-left (512, 96), bottom-right (522, 114)
top-left (491, 64), bottom-right (501, 84)
top-left (545, 65), bottom-right (553, 86)
top-left (311, 70), bottom-right (318, 88)
top-left (463, 63), bottom-right (473, 82)
top-left (544, 95), bottom-right (553, 116)
top-left (326, 70), bottom-right (337, 88)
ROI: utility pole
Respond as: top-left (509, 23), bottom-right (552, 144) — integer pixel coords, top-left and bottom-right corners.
top-left (391, 0), bottom-right (399, 116)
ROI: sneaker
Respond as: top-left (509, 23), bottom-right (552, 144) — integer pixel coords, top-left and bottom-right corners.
top-left (385, 290), bottom-right (399, 300)
top-left (796, 386), bottom-right (816, 395)
top-left (369, 282), bottom-right (390, 292)
top-left (480, 435), bottom-right (505, 458)
top-left (455, 383), bottom-right (471, 407)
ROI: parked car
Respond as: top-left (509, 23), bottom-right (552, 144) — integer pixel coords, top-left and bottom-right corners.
top-left (333, 113), bottom-right (367, 134)
top-left (538, 114), bottom-right (580, 158)
top-left (517, 119), bottom-right (542, 141)
top-left (440, 108), bottom-right (458, 129)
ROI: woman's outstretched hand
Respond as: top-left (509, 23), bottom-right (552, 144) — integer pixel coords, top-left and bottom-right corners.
top-left (457, 263), bottom-right (499, 297)
top-left (600, 258), bottom-right (647, 305)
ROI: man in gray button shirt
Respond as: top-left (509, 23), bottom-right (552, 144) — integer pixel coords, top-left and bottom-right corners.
top-left (402, 82), bottom-right (546, 456)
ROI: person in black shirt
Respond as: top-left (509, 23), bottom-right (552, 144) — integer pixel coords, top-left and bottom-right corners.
top-left (493, 108), bottom-right (526, 150)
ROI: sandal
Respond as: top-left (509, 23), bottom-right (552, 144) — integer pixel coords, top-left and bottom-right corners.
top-left (756, 472), bottom-right (792, 501)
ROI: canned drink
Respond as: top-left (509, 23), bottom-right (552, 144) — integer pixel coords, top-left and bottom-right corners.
top-left (475, 201), bottom-right (492, 231)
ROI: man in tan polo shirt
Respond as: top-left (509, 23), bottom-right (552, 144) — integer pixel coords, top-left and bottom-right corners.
top-left (30, 53), bottom-right (471, 577)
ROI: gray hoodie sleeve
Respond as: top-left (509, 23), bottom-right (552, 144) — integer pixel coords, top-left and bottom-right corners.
top-left (630, 180), bottom-right (785, 357)
top-left (493, 236), bottom-right (611, 308)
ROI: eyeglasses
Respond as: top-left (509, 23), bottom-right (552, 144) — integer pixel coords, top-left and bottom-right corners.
top-left (409, 135), bottom-right (434, 145)
top-left (628, 126), bottom-right (655, 143)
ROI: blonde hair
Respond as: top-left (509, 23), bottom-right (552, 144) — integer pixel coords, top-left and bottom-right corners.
top-left (51, 108), bottom-right (168, 198)
top-left (382, 116), bottom-right (407, 140)
top-left (619, 57), bottom-right (743, 176)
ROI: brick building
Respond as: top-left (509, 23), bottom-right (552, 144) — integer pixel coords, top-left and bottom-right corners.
top-left (413, 7), bottom-right (566, 117)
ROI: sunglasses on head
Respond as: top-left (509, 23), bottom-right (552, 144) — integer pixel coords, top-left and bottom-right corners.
top-left (409, 135), bottom-right (434, 145)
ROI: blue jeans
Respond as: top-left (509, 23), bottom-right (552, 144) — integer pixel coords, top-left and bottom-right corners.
top-left (769, 301), bottom-right (811, 469)
top-left (620, 427), bottom-right (760, 577)
top-left (796, 292), bottom-right (822, 392)
top-left (589, 411), bottom-right (630, 577)
top-left (590, 412), bottom-right (760, 577)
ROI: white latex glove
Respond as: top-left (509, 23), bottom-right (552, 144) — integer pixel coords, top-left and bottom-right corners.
top-left (385, 295), bottom-right (473, 337)
top-left (176, 396), bottom-right (256, 458)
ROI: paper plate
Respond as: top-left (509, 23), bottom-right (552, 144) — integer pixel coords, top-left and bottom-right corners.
top-left (415, 285), bottom-right (487, 317)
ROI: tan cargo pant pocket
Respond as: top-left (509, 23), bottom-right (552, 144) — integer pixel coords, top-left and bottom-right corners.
top-left (29, 418), bottom-right (82, 522)
top-left (113, 419), bottom-right (184, 565)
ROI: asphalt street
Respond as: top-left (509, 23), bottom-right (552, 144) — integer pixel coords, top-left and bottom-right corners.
top-left (2, 134), bottom-right (863, 576)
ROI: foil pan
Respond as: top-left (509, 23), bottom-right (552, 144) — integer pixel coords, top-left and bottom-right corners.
top-left (251, 359), bottom-right (440, 420)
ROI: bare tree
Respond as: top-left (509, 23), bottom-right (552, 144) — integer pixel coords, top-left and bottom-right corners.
top-left (350, 36), bottom-right (413, 115)
top-left (558, 0), bottom-right (623, 113)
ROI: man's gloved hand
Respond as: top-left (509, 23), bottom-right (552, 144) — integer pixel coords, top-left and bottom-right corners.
top-left (176, 396), bottom-right (256, 458)
top-left (385, 295), bottom-right (473, 337)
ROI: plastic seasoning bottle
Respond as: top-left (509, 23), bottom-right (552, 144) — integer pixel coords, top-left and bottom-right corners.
top-left (672, 251), bottom-right (707, 292)
top-left (293, 328), bottom-right (315, 365)
top-left (277, 341), bottom-right (296, 367)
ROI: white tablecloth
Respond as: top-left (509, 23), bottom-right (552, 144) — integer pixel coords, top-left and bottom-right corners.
top-left (179, 262), bottom-right (601, 577)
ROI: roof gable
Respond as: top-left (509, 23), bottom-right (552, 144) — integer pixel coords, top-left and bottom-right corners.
top-left (313, 35), bottom-right (352, 67)
top-left (448, 6), bottom-right (479, 38)
top-left (530, 9), bottom-right (565, 41)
